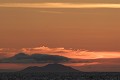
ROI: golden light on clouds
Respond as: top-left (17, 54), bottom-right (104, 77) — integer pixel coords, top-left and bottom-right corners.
top-left (1, 46), bottom-right (120, 59)
top-left (0, 3), bottom-right (120, 8)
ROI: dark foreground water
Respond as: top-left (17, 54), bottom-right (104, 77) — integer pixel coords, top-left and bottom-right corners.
top-left (0, 72), bottom-right (120, 80)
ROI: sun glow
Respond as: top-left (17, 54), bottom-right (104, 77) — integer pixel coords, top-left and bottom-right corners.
top-left (0, 3), bottom-right (120, 8)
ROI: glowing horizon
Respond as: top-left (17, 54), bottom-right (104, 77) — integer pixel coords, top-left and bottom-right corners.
top-left (0, 3), bottom-right (120, 8)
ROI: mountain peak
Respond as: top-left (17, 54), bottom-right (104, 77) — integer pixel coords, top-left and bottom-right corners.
top-left (21, 63), bottom-right (80, 72)
top-left (44, 63), bottom-right (68, 68)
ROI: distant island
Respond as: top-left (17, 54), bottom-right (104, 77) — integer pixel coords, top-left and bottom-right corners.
top-left (21, 63), bottom-right (80, 72)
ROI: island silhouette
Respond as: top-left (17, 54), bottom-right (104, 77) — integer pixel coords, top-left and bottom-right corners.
top-left (21, 63), bottom-right (80, 72)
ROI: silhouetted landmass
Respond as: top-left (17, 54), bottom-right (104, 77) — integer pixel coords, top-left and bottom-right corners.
top-left (0, 72), bottom-right (120, 80)
top-left (0, 54), bottom-right (120, 80)
top-left (0, 53), bottom-right (70, 63)
top-left (21, 63), bottom-right (80, 72)
top-left (0, 69), bottom-right (16, 72)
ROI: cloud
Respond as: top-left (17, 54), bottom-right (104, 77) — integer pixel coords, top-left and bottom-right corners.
top-left (75, 58), bottom-right (120, 72)
top-left (0, 53), bottom-right (7, 59)
top-left (0, 3), bottom-right (120, 8)
top-left (1, 46), bottom-right (120, 59)
top-left (0, 53), bottom-right (70, 63)
top-left (22, 46), bottom-right (74, 54)
top-left (1, 51), bottom-right (120, 72)
top-left (0, 48), bottom-right (22, 58)
top-left (66, 58), bottom-right (120, 72)
top-left (21, 46), bottom-right (120, 59)
top-left (39, 11), bottom-right (63, 14)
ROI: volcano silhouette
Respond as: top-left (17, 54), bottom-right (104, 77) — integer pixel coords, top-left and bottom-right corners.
top-left (21, 63), bottom-right (80, 72)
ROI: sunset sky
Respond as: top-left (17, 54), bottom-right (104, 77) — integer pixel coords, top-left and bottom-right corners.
top-left (0, 0), bottom-right (120, 72)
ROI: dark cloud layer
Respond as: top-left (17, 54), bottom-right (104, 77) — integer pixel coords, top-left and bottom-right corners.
top-left (76, 58), bottom-right (120, 72)
top-left (71, 58), bottom-right (120, 63)
top-left (0, 53), bottom-right (70, 63)
top-left (70, 58), bottom-right (120, 72)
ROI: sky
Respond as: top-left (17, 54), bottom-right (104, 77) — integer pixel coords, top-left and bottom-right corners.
top-left (0, 0), bottom-right (120, 72)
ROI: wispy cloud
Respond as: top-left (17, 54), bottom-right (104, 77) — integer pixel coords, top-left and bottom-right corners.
top-left (0, 46), bottom-right (120, 59)
top-left (39, 11), bottom-right (63, 14)
top-left (0, 3), bottom-right (120, 8)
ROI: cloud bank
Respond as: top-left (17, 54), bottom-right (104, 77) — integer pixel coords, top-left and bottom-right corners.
top-left (0, 47), bottom-right (120, 72)
top-left (0, 3), bottom-right (120, 8)
top-left (0, 46), bottom-right (120, 59)
top-left (0, 53), bottom-right (70, 63)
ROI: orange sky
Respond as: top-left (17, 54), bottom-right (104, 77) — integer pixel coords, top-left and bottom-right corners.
top-left (0, 0), bottom-right (120, 72)
top-left (0, 6), bottom-right (120, 51)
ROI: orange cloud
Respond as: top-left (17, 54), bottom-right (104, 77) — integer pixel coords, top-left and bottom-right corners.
top-left (21, 46), bottom-right (120, 59)
top-left (0, 46), bottom-right (120, 59)
top-left (0, 48), bottom-right (21, 58)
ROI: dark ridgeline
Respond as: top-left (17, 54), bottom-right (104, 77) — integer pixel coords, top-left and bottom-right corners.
top-left (0, 54), bottom-right (120, 80)
top-left (21, 63), bottom-right (80, 72)
top-left (0, 64), bottom-right (120, 80)
top-left (0, 72), bottom-right (120, 80)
